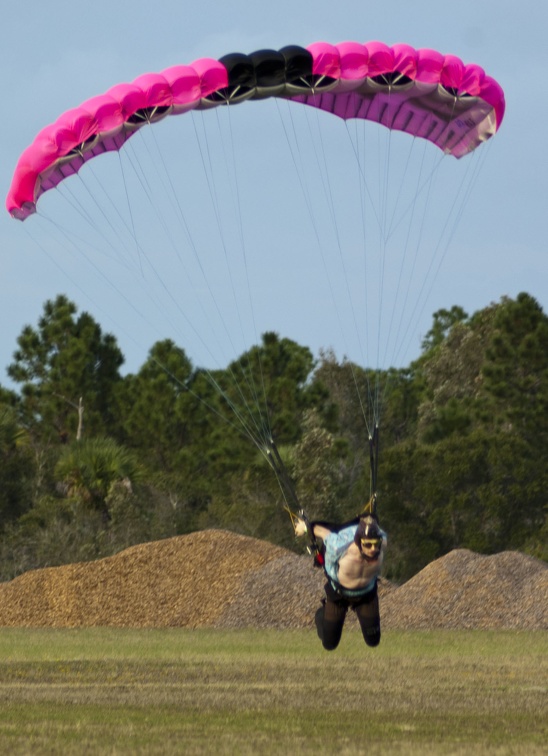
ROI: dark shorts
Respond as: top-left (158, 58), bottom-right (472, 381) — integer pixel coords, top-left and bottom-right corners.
top-left (316, 579), bottom-right (381, 651)
top-left (325, 578), bottom-right (378, 604)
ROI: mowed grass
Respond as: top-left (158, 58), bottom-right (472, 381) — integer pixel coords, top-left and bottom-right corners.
top-left (0, 628), bottom-right (546, 755)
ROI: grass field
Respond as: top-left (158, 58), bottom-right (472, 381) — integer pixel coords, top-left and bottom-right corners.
top-left (0, 628), bottom-right (546, 755)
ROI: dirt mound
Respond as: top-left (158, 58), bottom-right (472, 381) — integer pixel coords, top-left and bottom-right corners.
top-left (0, 532), bottom-right (545, 630)
top-left (216, 553), bottom-right (394, 629)
top-left (381, 549), bottom-right (548, 630)
top-left (0, 530), bottom-right (287, 628)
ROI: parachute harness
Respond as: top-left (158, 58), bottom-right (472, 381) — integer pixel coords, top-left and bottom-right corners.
top-left (263, 427), bottom-right (380, 570)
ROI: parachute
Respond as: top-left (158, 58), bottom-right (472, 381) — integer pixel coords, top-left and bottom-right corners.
top-left (6, 40), bottom-right (505, 533)
top-left (6, 41), bottom-right (504, 220)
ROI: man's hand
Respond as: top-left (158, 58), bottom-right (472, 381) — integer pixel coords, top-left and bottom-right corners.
top-left (294, 518), bottom-right (308, 537)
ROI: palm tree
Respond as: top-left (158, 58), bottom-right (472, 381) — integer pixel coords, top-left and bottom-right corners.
top-left (0, 404), bottom-right (32, 522)
top-left (55, 437), bottom-right (142, 520)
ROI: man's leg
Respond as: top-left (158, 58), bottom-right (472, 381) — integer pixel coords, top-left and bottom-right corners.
top-left (315, 595), bottom-right (348, 651)
top-left (354, 590), bottom-right (381, 647)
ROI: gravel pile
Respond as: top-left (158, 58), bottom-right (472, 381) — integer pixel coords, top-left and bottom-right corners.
top-left (0, 530), bottom-right (285, 628)
top-left (217, 553), bottom-right (395, 629)
top-left (0, 531), bottom-right (545, 630)
top-left (381, 548), bottom-right (548, 630)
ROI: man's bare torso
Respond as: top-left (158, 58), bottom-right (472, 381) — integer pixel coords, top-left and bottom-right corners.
top-left (337, 542), bottom-right (382, 589)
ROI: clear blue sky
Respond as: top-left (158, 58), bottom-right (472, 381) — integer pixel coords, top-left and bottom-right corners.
top-left (1, 0), bottom-right (545, 385)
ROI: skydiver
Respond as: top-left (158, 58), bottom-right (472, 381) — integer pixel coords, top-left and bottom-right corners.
top-left (294, 513), bottom-right (386, 651)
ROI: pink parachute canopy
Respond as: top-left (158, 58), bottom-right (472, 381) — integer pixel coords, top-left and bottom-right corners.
top-left (6, 40), bottom-right (505, 221)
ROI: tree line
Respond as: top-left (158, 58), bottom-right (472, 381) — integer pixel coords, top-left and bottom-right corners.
top-left (0, 292), bottom-right (546, 583)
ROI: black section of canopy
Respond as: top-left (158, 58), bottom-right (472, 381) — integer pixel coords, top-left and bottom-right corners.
top-left (279, 45), bottom-right (313, 81)
top-left (203, 45), bottom-right (315, 103)
top-left (249, 49), bottom-right (287, 88)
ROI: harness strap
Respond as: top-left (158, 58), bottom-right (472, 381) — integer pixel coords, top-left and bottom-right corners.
top-left (327, 576), bottom-right (377, 600)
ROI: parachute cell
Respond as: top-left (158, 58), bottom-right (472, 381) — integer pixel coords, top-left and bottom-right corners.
top-left (6, 40), bottom-right (505, 221)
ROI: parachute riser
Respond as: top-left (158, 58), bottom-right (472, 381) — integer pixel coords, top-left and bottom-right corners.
top-left (263, 437), bottom-right (323, 566)
top-left (368, 424), bottom-right (380, 518)
top-left (263, 437), bottom-right (300, 512)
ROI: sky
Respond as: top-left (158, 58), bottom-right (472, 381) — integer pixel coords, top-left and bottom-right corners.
top-left (1, 0), bottom-right (546, 387)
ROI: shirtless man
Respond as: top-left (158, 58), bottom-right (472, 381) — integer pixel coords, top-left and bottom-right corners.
top-left (294, 514), bottom-right (387, 650)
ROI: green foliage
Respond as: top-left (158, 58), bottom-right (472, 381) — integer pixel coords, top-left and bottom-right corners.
top-left (54, 437), bottom-right (142, 517)
top-left (0, 293), bottom-right (546, 582)
top-left (421, 305), bottom-right (468, 351)
top-left (0, 404), bottom-right (34, 524)
top-left (0, 496), bottom-right (106, 578)
top-left (481, 293), bottom-right (548, 440)
top-left (380, 293), bottom-right (548, 579)
top-left (223, 331), bottom-right (322, 443)
top-left (7, 295), bottom-right (124, 442)
top-left (293, 410), bottom-right (347, 521)
top-left (116, 339), bottom-right (193, 470)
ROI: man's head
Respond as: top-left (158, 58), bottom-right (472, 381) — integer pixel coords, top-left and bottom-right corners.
top-left (355, 515), bottom-right (383, 560)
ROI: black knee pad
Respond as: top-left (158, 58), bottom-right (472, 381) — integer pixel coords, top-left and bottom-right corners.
top-left (320, 621), bottom-right (343, 651)
top-left (364, 625), bottom-right (381, 647)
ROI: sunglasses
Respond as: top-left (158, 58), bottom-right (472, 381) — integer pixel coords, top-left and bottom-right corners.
top-left (361, 539), bottom-right (382, 550)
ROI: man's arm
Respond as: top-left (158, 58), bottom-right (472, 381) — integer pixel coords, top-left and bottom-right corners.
top-left (294, 519), bottom-right (332, 541)
top-left (294, 516), bottom-right (360, 539)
